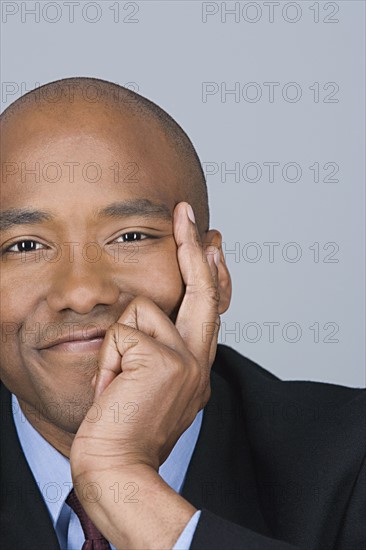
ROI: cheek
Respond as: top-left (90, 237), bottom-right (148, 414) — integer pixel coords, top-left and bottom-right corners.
top-left (0, 269), bottom-right (39, 345)
top-left (128, 245), bottom-right (185, 317)
top-left (1, 268), bottom-right (35, 303)
top-left (0, 270), bottom-right (40, 388)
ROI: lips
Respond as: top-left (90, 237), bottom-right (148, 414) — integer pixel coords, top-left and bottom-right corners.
top-left (43, 337), bottom-right (105, 353)
top-left (40, 328), bottom-right (107, 352)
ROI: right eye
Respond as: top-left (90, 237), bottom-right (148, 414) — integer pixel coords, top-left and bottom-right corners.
top-left (4, 240), bottom-right (46, 254)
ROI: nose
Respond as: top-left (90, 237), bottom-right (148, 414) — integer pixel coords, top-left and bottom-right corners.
top-left (46, 246), bottom-right (120, 314)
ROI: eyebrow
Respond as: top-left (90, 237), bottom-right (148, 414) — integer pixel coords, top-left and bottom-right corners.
top-left (0, 209), bottom-right (53, 231)
top-left (97, 199), bottom-right (172, 222)
top-left (0, 199), bottom-right (172, 232)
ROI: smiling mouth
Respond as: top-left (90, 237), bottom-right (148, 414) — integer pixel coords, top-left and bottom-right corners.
top-left (41, 337), bottom-right (105, 353)
top-left (38, 326), bottom-right (108, 353)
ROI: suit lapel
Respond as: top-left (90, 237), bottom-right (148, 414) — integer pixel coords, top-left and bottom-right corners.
top-left (0, 383), bottom-right (60, 550)
top-left (181, 362), bottom-right (271, 537)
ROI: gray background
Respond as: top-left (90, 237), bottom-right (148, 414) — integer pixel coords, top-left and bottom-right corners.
top-left (1, 0), bottom-right (365, 387)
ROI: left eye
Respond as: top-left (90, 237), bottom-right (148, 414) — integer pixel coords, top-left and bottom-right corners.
top-left (114, 232), bottom-right (149, 243)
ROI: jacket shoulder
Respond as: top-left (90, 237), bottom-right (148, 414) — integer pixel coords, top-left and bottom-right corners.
top-left (213, 344), bottom-right (365, 405)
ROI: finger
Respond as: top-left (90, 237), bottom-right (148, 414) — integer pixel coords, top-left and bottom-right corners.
top-left (203, 244), bottom-right (221, 365)
top-left (94, 297), bottom-right (188, 399)
top-left (94, 322), bottom-right (150, 400)
top-left (173, 202), bottom-right (220, 366)
top-left (204, 242), bottom-right (219, 288)
top-left (117, 296), bottom-right (187, 353)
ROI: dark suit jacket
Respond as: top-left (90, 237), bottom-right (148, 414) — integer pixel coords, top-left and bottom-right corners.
top-left (1, 345), bottom-right (365, 549)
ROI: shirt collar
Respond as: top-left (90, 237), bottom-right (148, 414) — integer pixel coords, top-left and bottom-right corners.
top-left (12, 393), bottom-right (203, 527)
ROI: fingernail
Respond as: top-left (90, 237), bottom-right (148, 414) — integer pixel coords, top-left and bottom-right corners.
top-left (186, 204), bottom-right (195, 223)
top-left (206, 247), bottom-right (220, 270)
top-left (214, 249), bottom-right (220, 267)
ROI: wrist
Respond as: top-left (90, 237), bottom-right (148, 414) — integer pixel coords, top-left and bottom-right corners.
top-left (73, 464), bottom-right (197, 550)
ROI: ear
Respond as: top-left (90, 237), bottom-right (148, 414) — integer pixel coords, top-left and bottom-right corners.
top-left (203, 229), bottom-right (232, 314)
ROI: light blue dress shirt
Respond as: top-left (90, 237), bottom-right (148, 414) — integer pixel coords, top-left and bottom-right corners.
top-left (12, 394), bottom-right (202, 550)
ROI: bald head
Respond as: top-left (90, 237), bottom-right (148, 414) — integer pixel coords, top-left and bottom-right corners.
top-left (1, 77), bottom-right (209, 234)
top-left (0, 76), bottom-right (234, 442)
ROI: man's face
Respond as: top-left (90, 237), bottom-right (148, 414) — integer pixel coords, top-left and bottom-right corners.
top-left (0, 103), bottom-right (198, 433)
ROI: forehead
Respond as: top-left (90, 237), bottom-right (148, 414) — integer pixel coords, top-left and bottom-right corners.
top-left (0, 103), bottom-right (186, 214)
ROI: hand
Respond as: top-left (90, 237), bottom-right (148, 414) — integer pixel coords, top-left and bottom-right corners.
top-left (69, 201), bottom-right (221, 548)
top-left (71, 201), bottom-right (221, 472)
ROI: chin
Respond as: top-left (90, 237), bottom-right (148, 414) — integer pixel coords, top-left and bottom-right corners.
top-left (37, 385), bottom-right (96, 434)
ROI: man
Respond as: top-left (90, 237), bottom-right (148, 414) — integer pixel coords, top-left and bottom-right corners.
top-left (0, 77), bottom-right (364, 550)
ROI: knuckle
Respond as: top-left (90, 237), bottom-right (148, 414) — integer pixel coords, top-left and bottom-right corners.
top-left (187, 356), bottom-right (202, 385)
top-left (157, 348), bottom-right (182, 376)
top-left (109, 322), bottom-right (139, 345)
top-left (131, 296), bottom-right (151, 306)
top-left (106, 322), bottom-right (120, 337)
top-left (185, 281), bottom-right (219, 303)
top-left (205, 283), bottom-right (220, 305)
top-left (130, 295), bottom-right (151, 309)
top-left (178, 236), bottom-right (202, 263)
